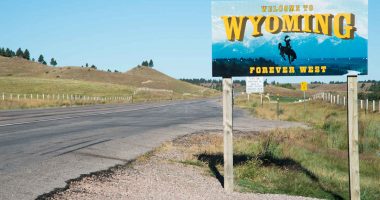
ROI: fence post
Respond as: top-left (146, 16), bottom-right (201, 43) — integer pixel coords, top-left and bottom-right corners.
top-left (10, 94), bottom-right (13, 100)
top-left (344, 96), bottom-right (346, 106)
top-left (337, 95), bottom-right (340, 105)
top-left (360, 100), bottom-right (363, 110)
top-left (366, 99), bottom-right (369, 114)
top-left (373, 100), bottom-right (376, 113)
top-left (2, 92), bottom-right (4, 101)
top-left (347, 75), bottom-right (360, 200)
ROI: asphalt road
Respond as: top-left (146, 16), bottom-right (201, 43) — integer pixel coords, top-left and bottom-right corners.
top-left (0, 99), bottom-right (304, 200)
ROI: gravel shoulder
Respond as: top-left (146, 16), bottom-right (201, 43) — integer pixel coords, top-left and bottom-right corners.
top-left (40, 130), bottom-right (318, 200)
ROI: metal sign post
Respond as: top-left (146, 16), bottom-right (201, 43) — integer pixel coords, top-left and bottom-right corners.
top-left (223, 78), bottom-right (233, 192)
top-left (301, 82), bottom-right (308, 121)
top-left (347, 75), bottom-right (360, 200)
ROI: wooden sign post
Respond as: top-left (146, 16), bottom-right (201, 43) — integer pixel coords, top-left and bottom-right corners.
top-left (347, 75), bottom-right (360, 200)
top-left (223, 78), bottom-right (233, 192)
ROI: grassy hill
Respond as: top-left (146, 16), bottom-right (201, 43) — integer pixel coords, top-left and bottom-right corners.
top-left (0, 56), bottom-right (215, 96)
top-left (0, 56), bottom-right (217, 109)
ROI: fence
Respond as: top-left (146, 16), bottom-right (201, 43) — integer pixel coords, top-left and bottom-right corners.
top-left (312, 92), bottom-right (380, 113)
top-left (1, 92), bottom-right (133, 104)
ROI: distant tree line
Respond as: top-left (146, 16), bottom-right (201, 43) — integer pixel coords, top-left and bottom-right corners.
top-left (0, 46), bottom-right (58, 66)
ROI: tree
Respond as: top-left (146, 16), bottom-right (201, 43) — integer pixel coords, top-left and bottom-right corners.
top-left (16, 48), bottom-right (24, 57)
top-left (50, 58), bottom-right (57, 66)
top-left (85, 63), bottom-right (89, 67)
top-left (107, 69), bottom-right (111, 72)
top-left (32, 58), bottom-right (35, 62)
top-left (90, 65), bottom-right (97, 69)
top-left (42, 61), bottom-right (47, 65)
top-left (38, 54), bottom-right (45, 63)
top-left (141, 60), bottom-right (149, 66)
top-left (149, 59), bottom-right (154, 68)
top-left (23, 49), bottom-right (30, 60)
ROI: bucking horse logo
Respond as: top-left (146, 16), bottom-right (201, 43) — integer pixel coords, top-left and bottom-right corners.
top-left (278, 35), bottom-right (297, 64)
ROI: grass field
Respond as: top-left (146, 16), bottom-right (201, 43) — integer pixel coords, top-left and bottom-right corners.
top-left (170, 94), bottom-right (379, 200)
top-left (0, 56), bottom-right (218, 109)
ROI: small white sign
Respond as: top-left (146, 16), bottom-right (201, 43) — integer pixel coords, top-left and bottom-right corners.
top-left (246, 77), bottom-right (264, 94)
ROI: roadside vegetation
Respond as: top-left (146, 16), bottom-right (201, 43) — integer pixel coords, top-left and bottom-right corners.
top-left (0, 56), bottom-right (218, 110)
top-left (170, 94), bottom-right (379, 200)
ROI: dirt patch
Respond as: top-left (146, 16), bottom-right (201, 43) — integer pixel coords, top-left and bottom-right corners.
top-left (39, 131), bottom-right (317, 200)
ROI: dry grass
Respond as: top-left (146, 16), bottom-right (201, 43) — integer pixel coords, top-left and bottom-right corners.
top-left (0, 56), bottom-right (217, 97)
top-left (164, 129), bottom-right (380, 200)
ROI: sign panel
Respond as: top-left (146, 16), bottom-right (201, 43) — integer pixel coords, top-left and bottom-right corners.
top-left (300, 82), bottom-right (308, 91)
top-left (246, 77), bottom-right (264, 94)
top-left (212, 1), bottom-right (368, 77)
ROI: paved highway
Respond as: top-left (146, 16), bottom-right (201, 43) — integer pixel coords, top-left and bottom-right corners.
top-left (0, 99), bottom-right (304, 200)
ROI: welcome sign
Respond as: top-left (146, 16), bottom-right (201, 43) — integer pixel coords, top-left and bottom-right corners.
top-left (212, 0), bottom-right (368, 77)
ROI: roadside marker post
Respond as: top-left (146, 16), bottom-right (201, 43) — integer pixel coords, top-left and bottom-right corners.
top-left (300, 82), bottom-right (308, 119)
top-left (222, 77), bottom-right (234, 193)
top-left (276, 95), bottom-right (280, 119)
top-left (347, 75), bottom-right (360, 200)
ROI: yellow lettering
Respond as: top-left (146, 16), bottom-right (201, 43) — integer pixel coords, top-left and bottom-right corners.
top-left (289, 67), bottom-right (295, 73)
top-left (282, 15), bottom-right (303, 32)
top-left (283, 67), bottom-right (288, 73)
top-left (303, 14), bottom-right (314, 33)
top-left (315, 66), bottom-right (320, 73)
top-left (321, 66), bottom-right (327, 73)
top-left (256, 67), bottom-right (261, 74)
top-left (308, 66), bottom-right (314, 73)
top-left (314, 14), bottom-right (333, 35)
top-left (262, 67), bottom-right (268, 74)
top-left (250, 67), bottom-right (255, 74)
top-left (269, 67), bottom-right (275, 73)
top-left (265, 15), bottom-right (282, 34)
top-left (248, 16), bottom-right (266, 37)
top-left (334, 13), bottom-right (356, 39)
top-left (222, 16), bottom-right (248, 41)
top-left (276, 67), bottom-right (282, 73)
top-left (300, 66), bottom-right (307, 73)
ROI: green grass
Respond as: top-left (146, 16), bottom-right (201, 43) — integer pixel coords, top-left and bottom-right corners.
top-left (0, 76), bottom-right (216, 110)
top-left (226, 95), bottom-right (380, 199)
top-left (0, 76), bottom-right (134, 96)
top-left (269, 95), bottom-right (302, 103)
top-left (231, 129), bottom-right (380, 200)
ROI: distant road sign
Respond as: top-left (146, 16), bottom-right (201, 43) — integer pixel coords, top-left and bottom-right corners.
top-left (301, 82), bottom-right (308, 91)
top-left (246, 77), bottom-right (264, 94)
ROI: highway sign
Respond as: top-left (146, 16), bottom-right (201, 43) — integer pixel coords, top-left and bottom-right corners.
top-left (246, 77), bottom-right (264, 94)
top-left (212, 0), bottom-right (368, 77)
top-left (300, 82), bottom-right (308, 91)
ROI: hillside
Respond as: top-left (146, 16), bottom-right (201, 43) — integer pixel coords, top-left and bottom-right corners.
top-left (0, 56), bottom-right (215, 97)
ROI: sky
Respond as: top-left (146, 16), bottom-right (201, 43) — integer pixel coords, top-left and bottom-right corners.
top-left (0, 0), bottom-right (378, 83)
